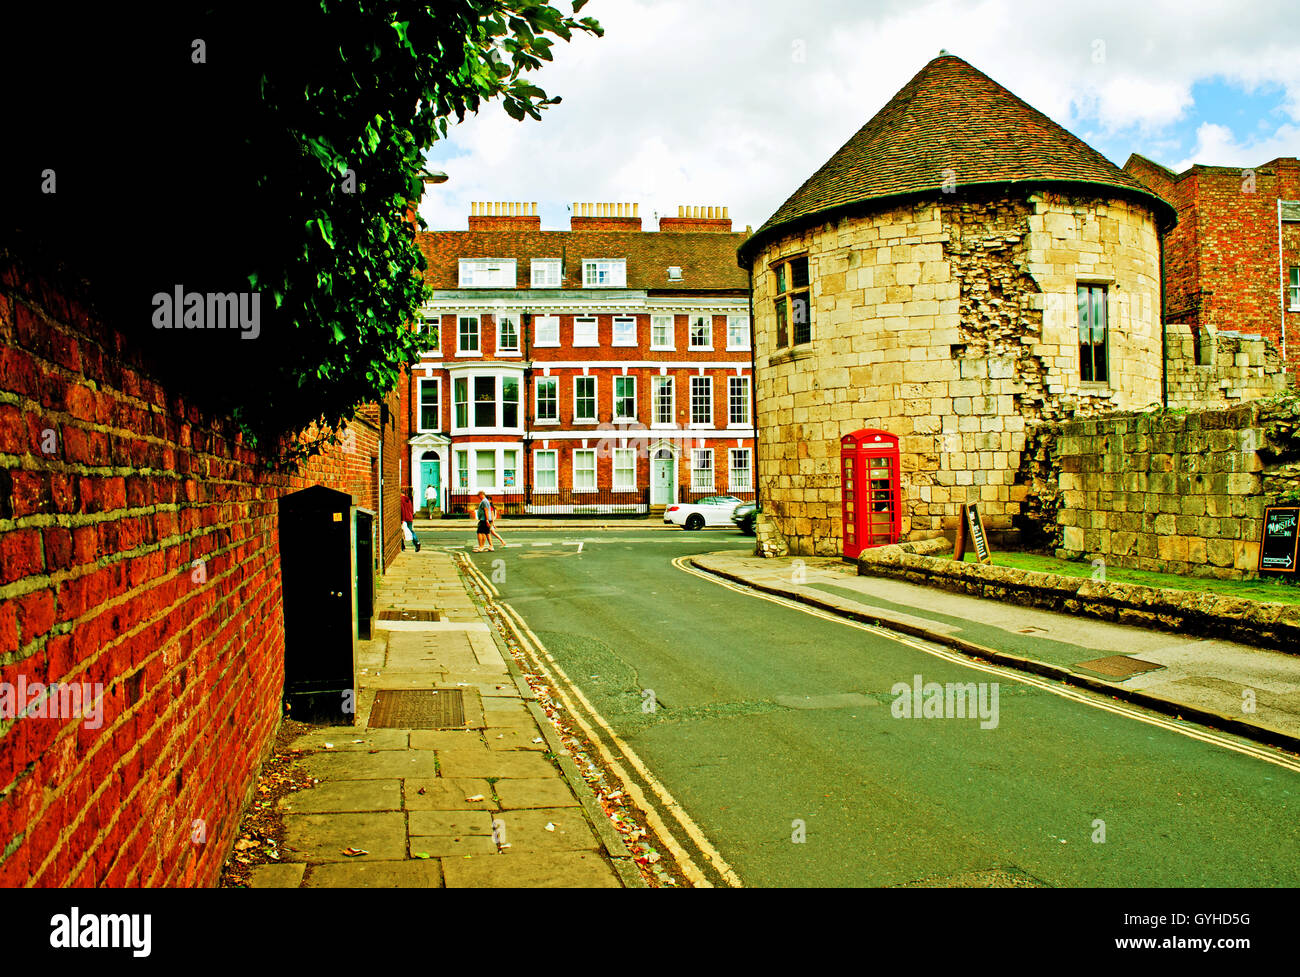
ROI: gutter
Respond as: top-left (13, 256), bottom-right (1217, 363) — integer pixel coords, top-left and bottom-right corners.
top-left (1280, 198), bottom-right (1287, 362)
top-left (1159, 224), bottom-right (1168, 408)
top-left (746, 265), bottom-right (760, 513)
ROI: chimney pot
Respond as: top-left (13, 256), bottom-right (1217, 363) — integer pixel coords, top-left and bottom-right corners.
top-left (678, 205), bottom-right (684, 218)
top-left (634, 203), bottom-right (639, 217)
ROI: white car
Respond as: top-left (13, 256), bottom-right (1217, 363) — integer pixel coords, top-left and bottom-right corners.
top-left (664, 495), bottom-right (746, 530)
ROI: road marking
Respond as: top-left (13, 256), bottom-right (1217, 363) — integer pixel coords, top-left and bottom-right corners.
top-left (495, 599), bottom-right (743, 888)
top-left (531, 542), bottom-right (553, 547)
top-left (673, 556), bottom-right (1300, 776)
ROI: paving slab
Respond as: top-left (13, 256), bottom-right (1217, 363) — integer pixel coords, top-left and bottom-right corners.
top-left (408, 810), bottom-right (495, 836)
top-left (404, 778), bottom-right (497, 811)
top-left (435, 750), bottom-right (559, 779)
top-left (410, 836), bottom-right (499, 857)
top-left (300, 751), bottom-right (442, 781)
top-left (280, 779), bottom-right (402, 814)
top-left (494, 778), bottom-right (582, 810)
top-left (248, 863), bottom-right (306, 888)
top-left (308, 859), bottom-right (444, 888)
top-left (283, 812), bottom-right (408, 862)
top-left (441, 851), bottom-right (620, 888)
top-left (409, 730), bottom-right (487, 751)
top-left (288, 729), bottom-right (409, 752)
top-left (495, 808), bottom-right (600, 852)
top-left (486, 729), bottom-right (546, 751)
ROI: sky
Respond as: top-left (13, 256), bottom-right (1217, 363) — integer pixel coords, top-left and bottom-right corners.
top-left (419, 0), bottom-right (1300, 233)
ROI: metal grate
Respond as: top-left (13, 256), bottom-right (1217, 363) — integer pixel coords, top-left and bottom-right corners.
top-left (377, 609), bottom-right (442, 622)
top-left (368, 689), bottom-right (466, 729)
top-left (1073, 655), bottom-right (1164, 678)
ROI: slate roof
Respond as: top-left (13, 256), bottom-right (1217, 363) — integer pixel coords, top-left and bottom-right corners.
top-left (417, 228), bottom-right (750, 293)
top-left (739, 54), bottom-right (1177, 264)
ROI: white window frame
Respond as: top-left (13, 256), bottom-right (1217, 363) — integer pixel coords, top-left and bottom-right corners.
top-left (534, 314), bottom-right (560, 347)
top-left (614, 375), bottom-right (637, 422)
top-left (573, 316), bottom-right (599, 347)
top-left (502, 448), bottom-right (520, 490)
top-left (458, 259), bottom-right (517, 288)
top-left (573, 375), bottom-right (598, 423)
top-left (691, 449), bottom-right (714, 492)
top-left (417, 376), bottom-right (441, 433)
top-left (612, 315), bottom-right (637, 347)
top-left (450, 368), bottom-right (525, 435)
top-left (726, 315), bottom-right (750, 351)
top-left (652, 375), bottom-right (675, 427)
top-left (573, 449), bottom-right (597, 492)
top-left (534, 449), bottom-right (558, 493)
top-left (690, 375), bottom-right (713, 427)
top-left (534, 376), bottom-right (559, 424)
top-left (1290, 266), bottom-right (1299, 311)
top-left (728, 375), bottom-right (751, 427)
top-left (474, 448), bottom-right (497, 490)
top-left (531, 259), bottom-right (562, 288)
top-left (582, 259), bottom-right (627, 288)
top-left (729, 448), bottom-right (752, 492)
top-left (689, 314), bottom-right (713, 351)
top-left (455, 450), bottom-right (469, 491)
top-left (457, 314), bottom-right (480, 356)
top-left (613, 448), bottom-right (636, 491)
top-left (418, 314), bottom-right (441, 357)
top-left (651, 314), bottom-right (675, 351)
top-left (496, 314), bottom-right (521, 355)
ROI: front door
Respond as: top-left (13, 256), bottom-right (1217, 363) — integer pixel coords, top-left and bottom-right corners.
top-left (420, 459), bottom-right (441, 511)
top-left (651, 450), bottom-right (676, 506)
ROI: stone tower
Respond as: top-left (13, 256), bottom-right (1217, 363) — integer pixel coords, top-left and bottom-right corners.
top-left (738, 53), bottom-right (1176, 556)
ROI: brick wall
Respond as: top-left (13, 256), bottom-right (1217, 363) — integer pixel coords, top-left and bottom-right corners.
top-left (0, 261), bottom-right (399, 887)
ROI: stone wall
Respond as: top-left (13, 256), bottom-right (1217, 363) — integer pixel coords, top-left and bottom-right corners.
top-left (751, 186), bottom-right (1165, 555)
top-left (1166, 323), bottom-right (1290, 408)
top-left (1049, 399), bottom-right (1300, 579)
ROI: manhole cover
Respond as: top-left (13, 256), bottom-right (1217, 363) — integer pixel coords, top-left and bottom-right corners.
top-left (378, 609), bottom-right (442, 622)
top-left (369, 689), bottom-right (465, 728)
top-left (1073, 655), bottom-right (1164, 678)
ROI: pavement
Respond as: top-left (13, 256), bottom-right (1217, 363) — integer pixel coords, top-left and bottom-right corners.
top-left (416, 516), bottom-right (677, 531)
top-left (691, 551), bottom-right (1300, 752)
top-left (246, 548), bottom-right (634, 889)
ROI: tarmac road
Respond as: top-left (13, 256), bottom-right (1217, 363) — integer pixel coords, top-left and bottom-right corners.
top-left (421, 526), bottom-right (1300, 888)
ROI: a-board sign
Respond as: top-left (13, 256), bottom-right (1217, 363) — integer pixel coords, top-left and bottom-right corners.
top-left (954, 502), bottom-right (992, 564)
top-left (1258, 505), bottom-right (1300, 574)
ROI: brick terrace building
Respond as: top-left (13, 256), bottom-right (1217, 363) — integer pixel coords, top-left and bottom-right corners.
top-left (1124, 154), bottom-right (1300, 376)
top-left (406, 202), bottom-right (755, 515)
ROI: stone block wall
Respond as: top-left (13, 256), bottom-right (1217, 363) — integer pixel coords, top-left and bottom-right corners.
top-left (1166, 323), bottom-right (1290, 408)
top-left (1049, 399), bottom-right (1300, 579)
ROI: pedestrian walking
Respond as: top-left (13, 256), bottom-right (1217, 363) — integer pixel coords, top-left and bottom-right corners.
top-left (486, 496), bottom-right (507, 548)
top-left (423, 482), bottom-right (437, 514)
top-left (473, 490), bottom-right (493, 552)
top-left (400, 489), bottom-right (420, 552)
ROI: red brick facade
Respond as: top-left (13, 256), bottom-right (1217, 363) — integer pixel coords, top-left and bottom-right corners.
top-left (1125, 154), bottom-right (1300, 377)
top-left (407, 204), bottom-right (756, 515)
top-left (0, 261), bottom-right (401, 887)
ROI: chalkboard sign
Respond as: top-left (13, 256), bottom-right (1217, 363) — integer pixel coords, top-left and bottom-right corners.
top-left (954, 502), bottom-right (992, 564)
top-left (1258, 505), bottom-right (1300, 574)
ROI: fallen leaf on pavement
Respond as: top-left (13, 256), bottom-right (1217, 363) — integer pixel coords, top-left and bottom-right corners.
top-left (465, 794), bottom-right (486, 802)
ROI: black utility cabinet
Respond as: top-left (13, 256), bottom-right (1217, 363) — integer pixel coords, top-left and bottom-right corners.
top-left (278, 485), bottom-right (357, 722)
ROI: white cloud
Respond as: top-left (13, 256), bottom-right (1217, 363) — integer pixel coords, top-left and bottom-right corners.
top-left (419, 0), bottom-right (1300, 234)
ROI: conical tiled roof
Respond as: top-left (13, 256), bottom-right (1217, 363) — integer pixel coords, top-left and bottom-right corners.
top-left (739, 54), bottom-right (1176, 263)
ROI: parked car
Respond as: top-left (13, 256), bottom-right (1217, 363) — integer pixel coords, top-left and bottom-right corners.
top-left (732, 501), bottom-right (758, 536)
top-left (664, 495), bottom-right (746, 530)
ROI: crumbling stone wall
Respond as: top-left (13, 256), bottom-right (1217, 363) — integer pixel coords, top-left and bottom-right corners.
top-left (1048, 398), bottom-right (1300, 579)
top-left (1166, 324), bottom-right (1290, 408)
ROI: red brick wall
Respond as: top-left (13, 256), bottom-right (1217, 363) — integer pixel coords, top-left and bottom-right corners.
top-left (1127, 157), bottom-right (1300, 377)
top-left (0, 263), bottom-right (399, 888)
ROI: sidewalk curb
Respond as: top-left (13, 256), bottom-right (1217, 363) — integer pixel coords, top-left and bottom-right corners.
top-left (417, 521), bottom-right (680, 532)
top-left (690, 556), bottom-right (1300, 758)
top-left (453, 554), bottom-right (648, 889)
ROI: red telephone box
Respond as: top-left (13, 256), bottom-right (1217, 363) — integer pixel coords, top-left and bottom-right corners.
top-left (841, 429), bottom-right (901, 559)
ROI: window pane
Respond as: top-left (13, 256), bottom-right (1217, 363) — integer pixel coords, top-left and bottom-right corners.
top-left (792, 295), bottom-right (811, 345)
top-left (574, 450), bottom-right (596, 489)
top-left (454, 377), bottom-right (468, 428)
top-left (456, 451), bottom-right (468, 489)
top-left (791, 257), bottom-right (809, 289)
top-left (775, 264), bottom-right (787, 295)
top-left (775, 299), bottom-right (788, 347)
top-left (535, 315), bottom-right (559, 345)
top-left (476, 450), bottom-right (495, 486)
top-left (653, 377), bottom-right (673, 424)
top-left (537, 378), bottom-right (557, 420)
top-left (536, 452), bottom-right (557, 490)
top-left (729, 377), bottom-right (750, 425)
top-left (691, 377), bottom-right (712, 425)
top-left (690, 316), bottom-right (709, 347)
top-left (474, 376), bottom-right (495, 427)
top-left (459, 316), bottom-right (479, 351)
top-left (420, 381), bottom-right (439, 430)
top-left (576, 378), bottom-right (596, 420)
top-left (502, 376), bottom-right (519, 428)
top-left (499, 316), bottom-right (518, 350)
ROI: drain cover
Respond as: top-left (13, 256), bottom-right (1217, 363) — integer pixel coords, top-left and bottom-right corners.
top-left (378, 609), bottom-right (442, 622)
top-left (1073, 655), bottom-right (1164, 678)
top-left (369, 689), bottom-right (465, 728)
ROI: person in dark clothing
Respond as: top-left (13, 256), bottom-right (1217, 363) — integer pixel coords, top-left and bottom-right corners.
top-left (400, 490), bottom-right (420, 552)
top-left (473, 491), bottom-right (493, 552)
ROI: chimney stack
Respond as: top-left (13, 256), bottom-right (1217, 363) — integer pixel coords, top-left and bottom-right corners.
top-left (467, 201), bottom-right (541, 231)
top-left (569, 201), bottom-right (642, 231)
top-left (658, 205), bottom-right (733, 233)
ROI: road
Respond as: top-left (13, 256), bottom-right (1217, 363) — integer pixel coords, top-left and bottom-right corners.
top-left (419, 526), bottom-right (1300, 887)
